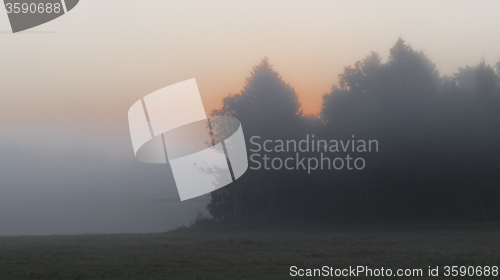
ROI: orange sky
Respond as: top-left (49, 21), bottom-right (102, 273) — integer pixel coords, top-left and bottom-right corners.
top-left (1, 0), bottom-right (500, 122)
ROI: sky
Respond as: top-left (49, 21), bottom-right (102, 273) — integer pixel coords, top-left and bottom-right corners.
top-left (1, 0), bottom-right (500, 235)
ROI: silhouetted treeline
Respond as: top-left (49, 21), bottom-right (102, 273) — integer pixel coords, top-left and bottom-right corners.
top-left (207, 39), bottom-right (500, 223)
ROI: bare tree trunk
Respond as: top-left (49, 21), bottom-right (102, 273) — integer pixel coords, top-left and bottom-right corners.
top-left (268, 187), bottom-right (277, 215)
top-left (366, 185), bottom-right (372, 221)
top-left (234, 185), bottom-right (239, 223)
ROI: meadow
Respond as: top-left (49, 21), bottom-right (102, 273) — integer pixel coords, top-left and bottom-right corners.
top-left (0, 223), bottom-right (499, 279)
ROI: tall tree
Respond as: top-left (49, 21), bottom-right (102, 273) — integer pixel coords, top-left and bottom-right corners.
top-left (208, 57), bottom-right (303, 222)
top-left (475, 57), bottom-right (498, 100)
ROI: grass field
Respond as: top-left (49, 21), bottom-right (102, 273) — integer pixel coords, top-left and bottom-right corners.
top-left (0, 223), bottom-right (499, 279)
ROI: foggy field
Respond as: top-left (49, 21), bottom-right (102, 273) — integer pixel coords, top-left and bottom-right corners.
top-left (0, 224), bottom-right (499, 280)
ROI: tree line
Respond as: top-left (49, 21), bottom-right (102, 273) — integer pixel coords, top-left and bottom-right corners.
top-left (206, 38), bottom-right (500, 223)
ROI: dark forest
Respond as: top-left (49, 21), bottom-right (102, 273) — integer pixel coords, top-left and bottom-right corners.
top-left (206, 38), bottom-right (500, 224)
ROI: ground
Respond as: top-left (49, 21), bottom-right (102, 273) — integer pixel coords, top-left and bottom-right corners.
top-left (0, 223), bottom-right (499, 279)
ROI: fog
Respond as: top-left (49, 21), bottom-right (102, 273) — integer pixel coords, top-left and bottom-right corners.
top-left (1, 0), bottom-right (500, 235)
top-left (0, 122), bottom-right (209, 236)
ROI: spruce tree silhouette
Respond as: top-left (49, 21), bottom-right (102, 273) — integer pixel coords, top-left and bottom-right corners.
top-left (208, 57), bottom-right (304, 223)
